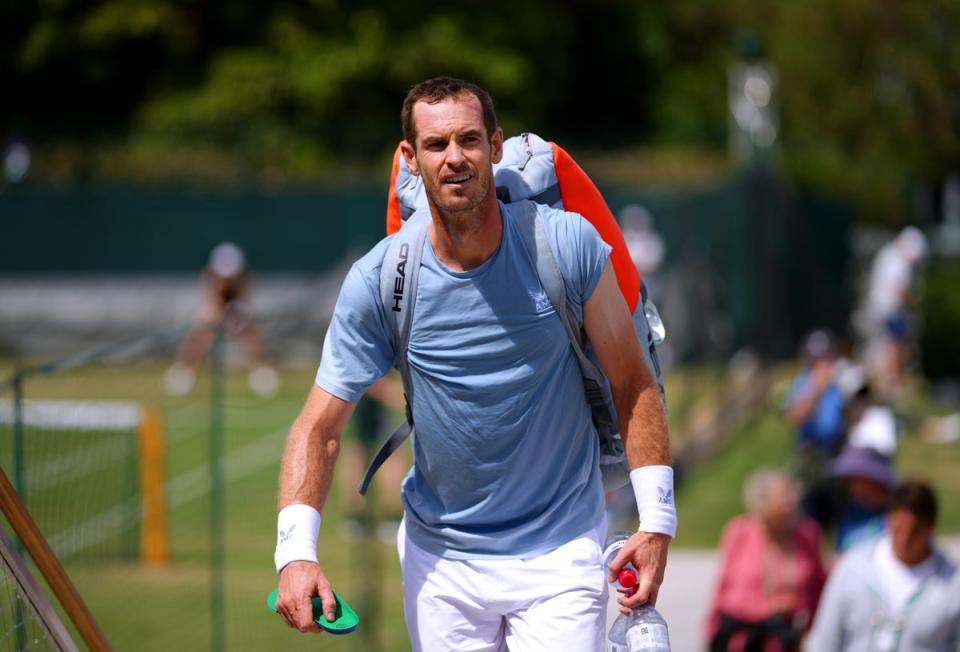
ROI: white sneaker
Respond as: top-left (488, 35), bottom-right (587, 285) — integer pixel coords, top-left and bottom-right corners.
top-left (164, 364), bottom-right (196, 396)
top-left (248, 365), bottom-right (279, 398)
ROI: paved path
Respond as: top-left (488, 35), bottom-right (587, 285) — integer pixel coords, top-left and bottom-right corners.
top-left (653, 548), bottom-right (719, 652)
top-left (642, 537), bottom-right (960, 652)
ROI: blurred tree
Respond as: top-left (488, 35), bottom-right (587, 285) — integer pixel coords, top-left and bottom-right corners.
top-left (921, 260), bottom-right (960, 380)
top-left (769, 0), bottom-right (960, 223)
top-left (4, 1), bottom-right (659, 184)
top-left (637, 1), bottom-right (734, 148)
top-left (3, 0), bottom-right (958, 222)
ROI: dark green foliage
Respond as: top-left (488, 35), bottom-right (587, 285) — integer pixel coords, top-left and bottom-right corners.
top-left (920, 261), bottom-right (960, 380)
top-left (3, 1), bottom-right (958, 222)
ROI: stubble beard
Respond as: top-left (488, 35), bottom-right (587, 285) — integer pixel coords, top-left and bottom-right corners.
top-left (426, 170), bottom-right (492, 229)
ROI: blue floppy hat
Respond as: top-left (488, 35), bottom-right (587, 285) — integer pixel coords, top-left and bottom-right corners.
top-left (830, 445), bottom-right (896, 488)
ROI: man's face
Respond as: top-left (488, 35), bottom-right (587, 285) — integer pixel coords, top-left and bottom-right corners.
top-left (888, 507), bottom-right (934, 566)
top-left (401, 94), bottom-right (503, 218)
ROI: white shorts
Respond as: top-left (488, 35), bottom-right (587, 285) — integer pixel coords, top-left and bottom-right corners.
top-left (397, 519), bottom-right (608, 652)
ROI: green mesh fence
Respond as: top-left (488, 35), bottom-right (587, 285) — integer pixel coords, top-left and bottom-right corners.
top-left (0, 331), bottom-right (219, 652)
top-left (0, 314), bottom-right (411, 652)
top-left (0, 522), bottom-right (76, 652)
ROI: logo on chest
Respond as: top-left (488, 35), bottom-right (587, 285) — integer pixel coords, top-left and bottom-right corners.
top-left (529, 288), bottom-right (553, 313)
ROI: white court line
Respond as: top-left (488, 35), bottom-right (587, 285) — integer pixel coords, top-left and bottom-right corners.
top-left (48, 499), bottom-right (139, 559)
top-left (24, 418), bottom-right (197, 495)
top-left (0, 401), bottom-right (140, 431)
top-left (47, 427), bottom-right (287, 559)
top-left (27, 433), bottom-right (132, 494)
top-left (165, 428), bottom-right (286, 508)
top-left (18, 396), bottom-right (292, 495)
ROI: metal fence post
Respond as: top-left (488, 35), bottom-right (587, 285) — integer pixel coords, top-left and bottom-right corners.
top-left (12, 362), bottom-right (24, 502)
top-left (12, 361), bottom-right (26, 652)
top-left (210, 324), bottom-right (226, 652)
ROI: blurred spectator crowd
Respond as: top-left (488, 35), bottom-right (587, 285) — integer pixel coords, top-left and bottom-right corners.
top-left (702, 227), bottom-right (960, 651)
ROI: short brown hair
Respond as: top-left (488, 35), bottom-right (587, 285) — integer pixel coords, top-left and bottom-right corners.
top-left (889, 480), bottom-right (938, 525)
top-left (401, 77), bottom-right (498, 146)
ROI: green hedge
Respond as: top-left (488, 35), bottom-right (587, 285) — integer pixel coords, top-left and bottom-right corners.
top-left (920, 260), bottom-right (960, 380)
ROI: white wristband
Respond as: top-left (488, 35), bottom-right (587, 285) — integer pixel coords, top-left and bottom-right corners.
top-left (630, 466), bottom-right (677, 538)
top-left (274, 504), bottom-right (321, 574)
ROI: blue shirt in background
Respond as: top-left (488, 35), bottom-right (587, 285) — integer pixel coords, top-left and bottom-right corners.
top-left (836, 503), bottom-right (886, 553)
top-left (316, 202), bottom-right (611, 559)
top-left (788, 369), bottom-right (845, 453)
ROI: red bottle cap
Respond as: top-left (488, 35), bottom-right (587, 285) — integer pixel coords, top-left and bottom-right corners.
top-left (618, 568), bottom-right (638, 589)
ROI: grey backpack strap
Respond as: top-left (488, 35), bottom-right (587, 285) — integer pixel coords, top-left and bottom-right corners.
top-left (358, 420), bottom-right (412, 496)
top-left (359, 211), bottom-right (430, 495)
top-left (511, 201), bottom-right (618, 436)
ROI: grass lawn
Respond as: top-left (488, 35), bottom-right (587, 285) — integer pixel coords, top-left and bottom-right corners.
top-left (1, 360), bottom-right (407, 652)
top-left (673, 369), bottom-right (960, 548)
top-left (1, 358), bottom-right (957, 650)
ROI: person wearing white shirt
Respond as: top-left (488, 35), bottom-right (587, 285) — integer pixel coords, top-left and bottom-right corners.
top-left (860, 227), bottom-right (927, 399)
top-left (808, 481), bottom-right (960, 651)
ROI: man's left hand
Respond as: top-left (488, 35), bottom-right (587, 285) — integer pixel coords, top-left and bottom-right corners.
top-left (607, 530), bottom-right (670, 614)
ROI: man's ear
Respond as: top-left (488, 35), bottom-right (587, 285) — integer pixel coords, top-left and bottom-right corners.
top-left (400, 140), bottom-right (420, 177)
top-left (490, 127), bottom-right (505, 165)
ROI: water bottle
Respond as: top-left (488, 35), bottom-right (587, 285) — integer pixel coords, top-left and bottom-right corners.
top-left (603, 532), bottom-right (671, 652)
top-left (643, 297), bottom-right (666, 346)
top-left (607, 604), bottom-right (671, 652)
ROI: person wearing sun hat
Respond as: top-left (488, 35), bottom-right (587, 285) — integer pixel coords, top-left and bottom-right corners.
top-left (830, 445), bottom-right (896, 553)
top-left (809, 480), bottom-right (960, 652)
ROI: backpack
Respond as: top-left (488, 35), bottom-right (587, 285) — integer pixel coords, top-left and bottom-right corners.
top-left (359, 133), bottom-right (664, 495)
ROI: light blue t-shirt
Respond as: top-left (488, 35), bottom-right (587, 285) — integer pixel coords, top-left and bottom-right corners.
top-left (316, 202), bottom-right (611, 559)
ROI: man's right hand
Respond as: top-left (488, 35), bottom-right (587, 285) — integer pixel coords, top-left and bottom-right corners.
top-left (275, 561), bottom-right (337, 634)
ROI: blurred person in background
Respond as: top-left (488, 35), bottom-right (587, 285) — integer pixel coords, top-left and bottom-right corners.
top-left (620, 204), bottom-right (665, 301)
top-left (829, 445), bottom-right (896, 554)
top-left (858, 226), bottom-right (928, 400)
top-left (785, 330), bottom-right (846, 528)
top-left (164, 242), bottom-right (279, 397)
top-left (844, 385), bottom-right (898, 458)
top-left (808, 480), bottom-right (960, 651)
top-left (336, 374), bottom-right (408, 543)
top-left (706, 468), bottom-right (827, 652)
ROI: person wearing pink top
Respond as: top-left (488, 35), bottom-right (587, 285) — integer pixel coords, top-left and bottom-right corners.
top-left (706, 469), bottom-right (828, 651)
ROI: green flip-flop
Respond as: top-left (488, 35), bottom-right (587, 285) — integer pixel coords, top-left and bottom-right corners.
top-left (267, 588), bottom-right (359, 635)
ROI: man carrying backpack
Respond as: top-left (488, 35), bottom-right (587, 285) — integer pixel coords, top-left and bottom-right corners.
top-left (273, 76), bottom-right (675, 650)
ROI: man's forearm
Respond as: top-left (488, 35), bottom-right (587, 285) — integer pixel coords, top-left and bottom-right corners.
top-left (274, 387), bottom-right (353, 573)
top-left (278, 414), bottom-right (340, 511)
top-left (615, 369), bottom-right (670, 469)
top-left (277, 384), bottom-right (355, 512)
top-left (615, 366), bottom-right (676, 539)
top-left (273, 390), bottom-right (352, 626)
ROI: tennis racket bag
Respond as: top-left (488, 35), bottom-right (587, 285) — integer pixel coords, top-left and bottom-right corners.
top-left (359, 133), bottom-right (665, 495)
